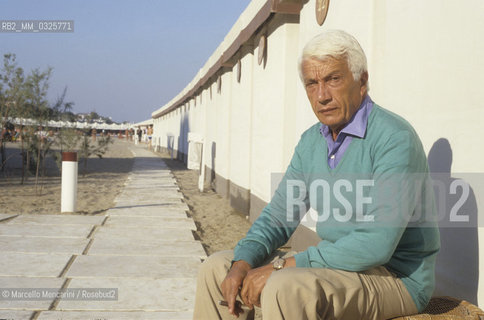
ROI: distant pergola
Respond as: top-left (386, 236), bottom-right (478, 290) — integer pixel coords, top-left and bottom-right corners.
top-left (5, 117), bottom-right (132, 131)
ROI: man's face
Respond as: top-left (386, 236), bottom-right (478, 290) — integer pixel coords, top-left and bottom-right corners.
top-left (301, 57), bottom-right (368, 135)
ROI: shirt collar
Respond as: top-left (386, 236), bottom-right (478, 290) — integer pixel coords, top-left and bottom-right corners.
top-left (320, 95), bottom-right (373, 139)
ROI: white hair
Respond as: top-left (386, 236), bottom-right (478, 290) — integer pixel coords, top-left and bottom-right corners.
top-left (298, 30), bottom-right (368, 82)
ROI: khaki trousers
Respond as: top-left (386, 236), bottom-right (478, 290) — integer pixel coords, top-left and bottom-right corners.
top-left (193, 250), bottom-right (418, 320)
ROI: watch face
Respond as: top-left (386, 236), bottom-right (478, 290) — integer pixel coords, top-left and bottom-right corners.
top-left (273, 258), bottom-right (285, 270)
top-left (316, 0), bottom-right (330, 26)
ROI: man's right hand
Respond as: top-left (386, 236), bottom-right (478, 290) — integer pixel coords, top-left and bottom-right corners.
top-left (221, 260), bottom-right (252, 317)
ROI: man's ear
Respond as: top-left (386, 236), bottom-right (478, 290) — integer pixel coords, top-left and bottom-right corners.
top-left (360, 71), bottom-right (369, 93)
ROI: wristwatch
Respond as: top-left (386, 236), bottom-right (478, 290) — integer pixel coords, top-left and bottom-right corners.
top-left (272, 258), bottom-right (285, 271)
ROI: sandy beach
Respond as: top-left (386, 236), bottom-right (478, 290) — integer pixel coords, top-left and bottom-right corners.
top-left (0, 140), bottom-right (251, 254)
top-left (0, 138), bottom-right (134, 215)
top-left (155, 151), bottom-right (252, 255)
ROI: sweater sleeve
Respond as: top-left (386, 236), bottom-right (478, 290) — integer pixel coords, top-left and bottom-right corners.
top-left (294, 130), bottom-right (429, 270)
top-left (233, 140), bottom-right (309, 267)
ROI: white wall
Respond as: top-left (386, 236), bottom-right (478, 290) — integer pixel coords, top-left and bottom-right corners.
top-left (152, 0), bottom-right (484, 306)
top-left (228, 48), bottom-right (254, 192)
top-left (250, 15), bottom-right (301, 204)
top-left (370, 0), bottom-right (484, 171)
top-left (203, 84), bottom-right (217, 178)
top-left (214, 71), bottom-right (233, 182)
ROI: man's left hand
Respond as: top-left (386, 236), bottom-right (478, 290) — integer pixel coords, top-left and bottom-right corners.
top-left (239, 256), bottom-right (296, 309)
top-left (239, 264), bottom-right (273, 309)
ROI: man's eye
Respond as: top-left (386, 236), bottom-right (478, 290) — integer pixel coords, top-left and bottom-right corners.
top-left (305, 81), bottom-right (317, 88)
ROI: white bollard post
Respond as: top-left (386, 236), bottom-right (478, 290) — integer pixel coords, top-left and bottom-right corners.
top-left (61, 152), bottom-right (78, 213)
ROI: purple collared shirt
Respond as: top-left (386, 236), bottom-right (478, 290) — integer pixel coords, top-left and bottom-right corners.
top-left (320, 95), bottom-right (373, 169)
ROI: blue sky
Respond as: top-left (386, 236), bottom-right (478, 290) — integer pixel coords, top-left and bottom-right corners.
top-left (0, 0), bottom-right (249, 123)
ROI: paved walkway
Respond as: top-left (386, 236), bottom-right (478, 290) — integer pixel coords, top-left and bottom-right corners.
top-left (0, 143), bottom-right (205, 319)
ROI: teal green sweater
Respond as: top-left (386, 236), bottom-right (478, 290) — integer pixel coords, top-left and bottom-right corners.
top-left (233, 105), bottom-right (440, 312)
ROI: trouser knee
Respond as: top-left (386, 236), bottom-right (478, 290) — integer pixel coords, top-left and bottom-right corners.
top-left (261, 268), bottom-right (325, 318)
top-left (197, 250), bottom-right (233, 281)
top-left (261, 269), bottom-right (292, 302)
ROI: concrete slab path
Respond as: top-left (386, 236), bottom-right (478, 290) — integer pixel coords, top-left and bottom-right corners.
top-left (0, 142), bottom-right (204, 320)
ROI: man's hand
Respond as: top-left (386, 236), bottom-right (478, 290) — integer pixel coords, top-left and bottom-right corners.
top-left (221, 260), bottom-right (252, 317)
top-left (240, 256), bottom-right (295, 309)
top-left (240, 264), bottom-right (274, 309)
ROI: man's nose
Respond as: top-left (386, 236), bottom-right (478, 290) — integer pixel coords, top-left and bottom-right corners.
top-left (317, 83), bottom-right (331, 104)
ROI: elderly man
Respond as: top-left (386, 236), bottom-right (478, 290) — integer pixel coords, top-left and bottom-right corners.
top-left (194, 30), bottom-right (440, 319)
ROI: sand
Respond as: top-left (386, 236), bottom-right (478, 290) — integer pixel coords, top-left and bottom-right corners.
top-left (157, 151), bottom-right (252, 255)
top-left (0, 138), bottom-right (134, 215)
top-left (0, 140), bottom-right (251, 253)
